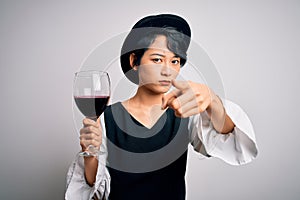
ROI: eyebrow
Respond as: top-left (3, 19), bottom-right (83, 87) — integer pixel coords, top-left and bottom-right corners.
top-left (150, 53), bottom-right (165, 57)
top-left (149, 53), bottom-right (180, 58)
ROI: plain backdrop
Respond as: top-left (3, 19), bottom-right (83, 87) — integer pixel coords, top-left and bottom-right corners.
top-left (0, 0), bottom-right (299, 199)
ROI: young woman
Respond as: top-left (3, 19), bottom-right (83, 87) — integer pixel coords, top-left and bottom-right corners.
top-left (65, 14), bottom-right (258, 200)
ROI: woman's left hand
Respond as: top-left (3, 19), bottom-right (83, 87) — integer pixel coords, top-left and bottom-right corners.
top-left (162, 79), bottom-right (217, 118)
top-left (162, 79), bottom-right (235, 134)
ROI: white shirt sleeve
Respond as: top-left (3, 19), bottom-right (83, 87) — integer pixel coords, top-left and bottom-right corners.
top-left (189, 99), bottom-right (258, 165)
top-left (65, 114), bottom-right (111, 200)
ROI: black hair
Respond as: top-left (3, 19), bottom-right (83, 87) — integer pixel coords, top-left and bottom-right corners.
top-left (130, 27), bottom-right (189, 67)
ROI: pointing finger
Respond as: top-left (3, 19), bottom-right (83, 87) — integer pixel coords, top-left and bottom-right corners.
top-left (171, 79), bottom-right (190, 90)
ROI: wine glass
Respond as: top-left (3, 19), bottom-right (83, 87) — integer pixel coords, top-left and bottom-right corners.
top-left (73, 70), bottom-right (110, 157)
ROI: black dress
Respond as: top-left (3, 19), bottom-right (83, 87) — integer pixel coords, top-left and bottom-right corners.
top-left (104, 102), bottom-right (190, 200)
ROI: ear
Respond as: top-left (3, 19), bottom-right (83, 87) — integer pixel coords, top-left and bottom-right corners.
top-left (129, 53), bottom-right (138, 71)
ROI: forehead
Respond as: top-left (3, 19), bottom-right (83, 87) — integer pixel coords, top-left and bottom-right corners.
top-left (146, 35), bottom-right (175, 56)
top-left (149, 35), bottom-right (167, 47)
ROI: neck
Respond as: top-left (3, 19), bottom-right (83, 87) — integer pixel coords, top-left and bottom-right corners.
top-left (130, 86), bottom-right (163, 108)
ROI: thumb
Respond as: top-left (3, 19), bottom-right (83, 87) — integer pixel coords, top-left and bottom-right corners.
top-left (96, 117), bottom-right (101, 128)
top-left (161, 89), bottom-right (181, 110)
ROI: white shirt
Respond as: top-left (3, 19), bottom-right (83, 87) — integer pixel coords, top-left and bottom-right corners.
top-left (65, 99), bottom-right (258, 200)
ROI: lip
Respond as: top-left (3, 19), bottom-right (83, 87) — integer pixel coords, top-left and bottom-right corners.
top-left (158, 80), bottom-right (171, 86)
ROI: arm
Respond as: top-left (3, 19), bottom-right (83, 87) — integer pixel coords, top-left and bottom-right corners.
top-left (65, 153), bottom-right (110, 200)
top-left (205, 94), bottom-right (235, 134)
top-left (84, 157), bottom-right (98, 186)
top-left (189, 99), bottom-right (258, 165)
top-left (162, 80), bottom-right (258, 165)
top-left (65, 115), bottom-right (110, 200)
top-left (80, 118), bottom-right (102, 186)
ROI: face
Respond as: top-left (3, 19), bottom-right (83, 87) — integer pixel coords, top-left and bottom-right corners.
top-left (131, 35), bottom-right (181, 94)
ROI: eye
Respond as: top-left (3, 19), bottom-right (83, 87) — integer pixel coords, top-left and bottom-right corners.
top-left (152, 58), bottom-right (162, 63)
top-left (172, 59), bottom-right (180, 65)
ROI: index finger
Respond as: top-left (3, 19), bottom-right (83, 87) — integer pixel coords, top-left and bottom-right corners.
top-left (171, 79), bottom-right (191, 91)
top-left (161, 80), bottom-right (191, 109)
top-left (83, 117), bottom-right (100, 128)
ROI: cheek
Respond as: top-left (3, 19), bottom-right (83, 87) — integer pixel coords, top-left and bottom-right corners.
top-left (170, 66), bottom-right (180, 77)
top-left (172, 72), bottom-right (179, 79)
top-left (138, 66), bottom-right (159, 83)
top-left (139, 65), bottom-right (160, 76)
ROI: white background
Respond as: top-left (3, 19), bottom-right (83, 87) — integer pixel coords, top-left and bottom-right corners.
top-left (0, 0), bottom-right (299, 199)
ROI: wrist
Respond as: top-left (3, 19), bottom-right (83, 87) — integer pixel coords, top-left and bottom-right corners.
top-left (206, 93), bottom-right (221, 115)
top-left (84, 156), bottom-right (98, 186)
top-left (84, 156), bottom-right (98, 164)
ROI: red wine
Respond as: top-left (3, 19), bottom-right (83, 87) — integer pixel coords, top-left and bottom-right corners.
top-left (74, 96), bottom-right (109, 119)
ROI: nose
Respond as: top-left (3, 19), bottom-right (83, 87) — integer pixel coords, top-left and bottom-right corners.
top-left (161, 63), bottom-right (172, 76)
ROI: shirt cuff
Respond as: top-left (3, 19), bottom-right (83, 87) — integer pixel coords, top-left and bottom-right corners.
top-left (189, 99), bottom-right (258, 165)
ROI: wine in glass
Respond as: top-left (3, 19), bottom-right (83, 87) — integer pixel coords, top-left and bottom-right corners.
top-left (73, 70), bottom-right (110, 157)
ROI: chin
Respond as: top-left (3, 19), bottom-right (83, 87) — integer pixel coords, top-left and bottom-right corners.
top-left (155, 85), bottom-right (171, 93)
top-left (141, 83), bottom-right (171, 94)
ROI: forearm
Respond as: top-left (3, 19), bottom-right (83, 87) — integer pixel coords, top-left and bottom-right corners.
top-left (84, 157), bottom-right (98, 186)
top-left (206, 95), bottom-right (235, 134)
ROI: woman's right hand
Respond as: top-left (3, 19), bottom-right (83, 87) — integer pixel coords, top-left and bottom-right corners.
top-left (79, 118), bottom-right (102, 153)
